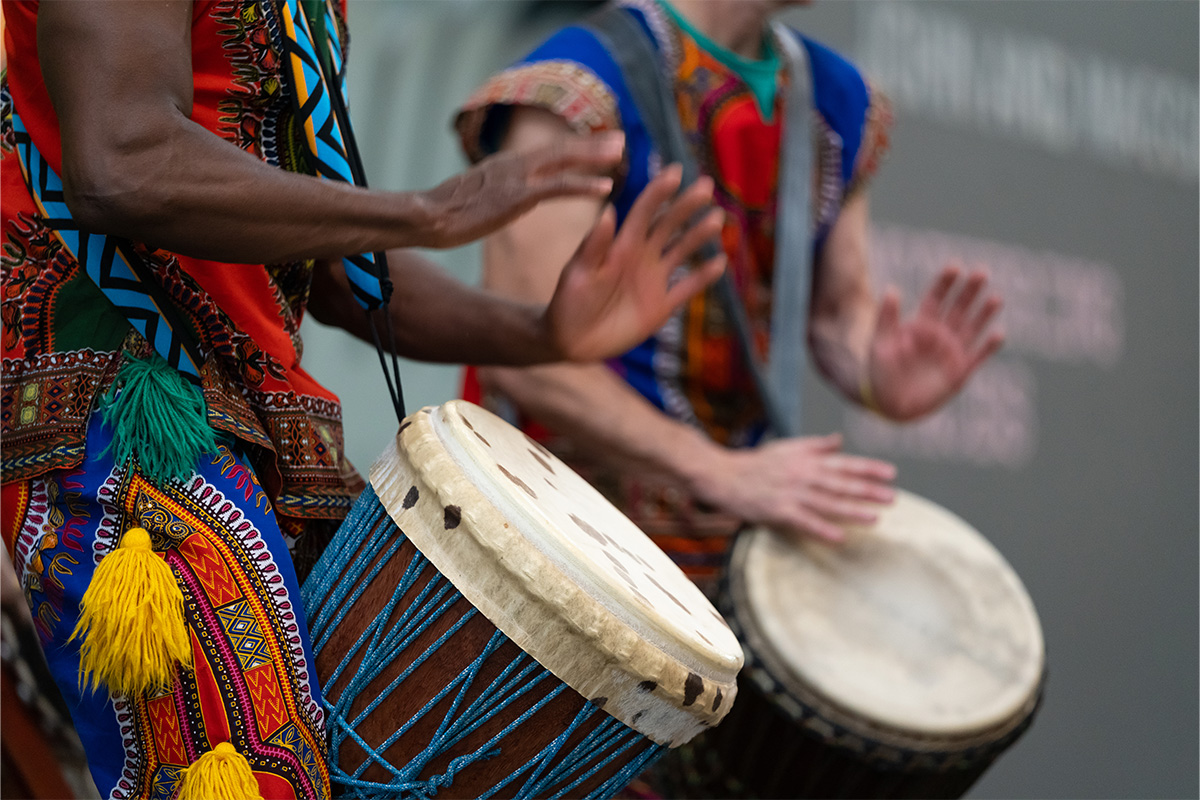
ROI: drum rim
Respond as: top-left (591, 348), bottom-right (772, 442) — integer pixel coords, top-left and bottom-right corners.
top-left (368, 402), bottom-right (741, 747)
top-left (723, 519), bottom-right (1046, 761)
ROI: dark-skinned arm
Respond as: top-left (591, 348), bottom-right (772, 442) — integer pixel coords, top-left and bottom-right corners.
top-left (39, 0), bottom-right (622, 264)
top-left (310, 166), bottom-right (727, 365)
top-left (40, 1), bottom-right (727, 364)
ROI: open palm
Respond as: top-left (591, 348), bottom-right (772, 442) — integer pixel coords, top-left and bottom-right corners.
top-left (546, 165), bottom-right (726, 362)
top-left (867, 265), bottom-right (1004, 421)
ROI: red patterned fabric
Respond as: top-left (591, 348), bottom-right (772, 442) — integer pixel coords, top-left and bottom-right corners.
top-left (4, 413), bottom-right (330, 798)
top-left (1, 0), bottom-right (360, 525)
top-left (456, 0), bottom-right (893, 582)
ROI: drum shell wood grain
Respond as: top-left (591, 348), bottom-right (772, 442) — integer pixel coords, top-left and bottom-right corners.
top-left (313, 501), bottom-right (658, 798)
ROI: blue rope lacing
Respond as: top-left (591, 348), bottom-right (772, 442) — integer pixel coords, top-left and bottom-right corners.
top-left (303, 486), bottom-right (666, 799)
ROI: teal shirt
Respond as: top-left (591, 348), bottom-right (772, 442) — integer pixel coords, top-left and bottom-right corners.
top-left (657, 0), bottom-right (781, 120)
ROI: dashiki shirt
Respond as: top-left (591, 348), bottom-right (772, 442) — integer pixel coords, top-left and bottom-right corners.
top-left (0, 0), bottom-right (369, 796)
top-left (2, 0), bottom-right (360, 555)
top-left (456, 0), bottom-right (892, 589)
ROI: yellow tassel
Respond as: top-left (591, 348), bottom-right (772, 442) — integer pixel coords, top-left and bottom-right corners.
top-left (179, 742), bottom-right (263, 800)
top-left (70, 527), bottom-right (192, 696)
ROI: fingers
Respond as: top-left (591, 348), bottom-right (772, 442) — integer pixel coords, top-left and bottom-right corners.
top-left (526, 173), bottom-right (615, 203)
top-left (565, 205), bottom-right (618, 275)
top-left (533, 131), bottom-right (626, 176)
top-left (919, 262), bottom-right (961, 317)
top-left (648, 175), bottom-right (716, 251)
top-left (621, 164), bottom-right (684, 242)
top-left (783, 469), bottom-right (896, 544)
top-left (787, 509), bottom-right (848, 544)
top-left (794, 432), bottom-right (844, 454)
top-left (660, 207), bottom-right (724, 269)
top-left (811, 468), bottom-right (896, 503)
top-left (803, 493), bottom-right (885, 526)
top-left (944, 268), bottom-right (990, 331)
top-left (967, 330), bottom-right (1006, 372)
top-left (874, 286), bottom-right (902, 339)
top-left (517, 132), bottom-right (626, 202)
top-left (663, 251), bottom-right (726, 310)
top-left (963, 294), bottom-right (1002, 342)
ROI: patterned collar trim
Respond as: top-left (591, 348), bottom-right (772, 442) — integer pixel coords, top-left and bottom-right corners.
top-left (616, 0), bottom-right (681, 74)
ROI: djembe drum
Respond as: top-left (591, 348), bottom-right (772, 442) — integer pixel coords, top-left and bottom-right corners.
top-left (302, 401), bottom-right (742, 799)
top-left (655, 490), bottom-right (1045, 799)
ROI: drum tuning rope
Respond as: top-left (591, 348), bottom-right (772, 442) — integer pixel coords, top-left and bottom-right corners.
top-left (302, 486), bottom-right (664, 798)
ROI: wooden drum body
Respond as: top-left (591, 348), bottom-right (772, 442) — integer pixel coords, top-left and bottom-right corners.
top-left (659, 491), bottom-right (1045, 799)
top-left (301, 401), bottom-right (742, 799)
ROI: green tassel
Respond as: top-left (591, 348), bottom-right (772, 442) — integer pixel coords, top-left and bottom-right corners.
top-left (102, 354), bottom-right (217, 484)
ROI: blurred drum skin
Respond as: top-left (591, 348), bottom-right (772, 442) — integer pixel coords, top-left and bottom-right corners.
top-left (651, 490), bottom-right (1045, 799)
top-left (302, 401), bottom-right (743, 799)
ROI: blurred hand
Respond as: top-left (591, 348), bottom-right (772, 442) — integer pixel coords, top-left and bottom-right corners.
top-left (866, 264), bottom-right (1005, 421)
top-left (692, 433), bottom-right (897, 543)
top-left (416, 132), bottom-right (626, 249)
top-left (544, 164), bottom-right (727, 362)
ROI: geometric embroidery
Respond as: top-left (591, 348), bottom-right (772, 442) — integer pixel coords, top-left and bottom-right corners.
top-left (147, 695), bottom-right (188, 767)
top-left (215, 599), bottom-right (273, 671)
top-left (150, 764), bottom-right (183, 800)
top-left (178, 532), bottom-right (242, 607)
top-left (245, 662), bottom-right (289, 742)
top-left (269, 723), bottom-right (323, 789)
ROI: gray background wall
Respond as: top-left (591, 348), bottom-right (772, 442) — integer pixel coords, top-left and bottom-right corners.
top-left (299, 2), bottom-right (1199, 797)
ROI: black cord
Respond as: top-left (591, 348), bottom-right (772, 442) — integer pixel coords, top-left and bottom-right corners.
top-left (311, 6), bottom-right (408, 424)
top-left (365, 307), bottom-right (407, 422)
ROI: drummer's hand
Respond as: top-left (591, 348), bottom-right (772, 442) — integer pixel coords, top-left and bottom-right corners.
top-left (415, 133), bottom-right (626, 249)
top-left (543, 164), bottom-right (726, 362)
top-left (692, 434), bottom-right (896, 543)
top-left (865, 264), bottom-right (1004, 421)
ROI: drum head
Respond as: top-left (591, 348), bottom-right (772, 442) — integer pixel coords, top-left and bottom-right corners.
top-left (735, 490), bottom-right (1044, 739)
top-left (370, 401), bottom-right (742, 745)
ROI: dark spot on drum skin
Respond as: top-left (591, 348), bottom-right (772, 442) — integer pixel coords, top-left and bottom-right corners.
top-left (570, 514), bottom-right (608, 545)
top-left (398, 420), bottom-right (412, 435)
top-left (402, 486), bottom-right (419, 510)
top-left (647, 575), bottom-right (691, 614)
top-left (638, 680), bottom-right (657, 693)
top-left (632, 711), bottom-right (646, 725)
top-left (591, 696), bottom-right (608, 709)
top-left (683, 673), bottom-right (704, 707)
top-left (461, 414), bottom-right (476, 431)
top-left (473, 431), bottom-right (491, 447)
top-left (524, 432), bottom-right (552, 458)
top-left (697, 630), bottom-right (713, 646)
top-left (498, 465), bottom-right (537, 499)
top-left (528, 449), bottom-right (555, 474)
top-left (712, 689), bottom-right (723, 712)
top-left (444, 505), bottom-right (462, 529)
top-left (545, 479), bottom-right (556, 491)
top-left (608, 537), bottom-right (653, 571)
top-left (602, 551), bottom-right (630, 576)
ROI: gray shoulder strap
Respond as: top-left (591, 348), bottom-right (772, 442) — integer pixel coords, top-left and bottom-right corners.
top-left (767, 21), bottom-right (815, 438)
top-left (583, 7), bottom-right (813, 438)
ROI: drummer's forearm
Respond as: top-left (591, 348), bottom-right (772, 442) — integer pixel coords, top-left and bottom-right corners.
top-left (478, 362), bottom-right (725, 484)
top-left (308, 250), bottom-right (561, 365)
top-left (384, 249), bottom-right (562, 364)
top-left (808, 193), bottom-right (878, 403)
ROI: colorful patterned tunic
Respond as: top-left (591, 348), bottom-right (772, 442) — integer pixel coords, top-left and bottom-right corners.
top-left (0, 1), bottom-right (370, 796)
top-left (2, 0), bottom-right (360, 534)
top-left (456, 0), bottom-right (892, 586)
